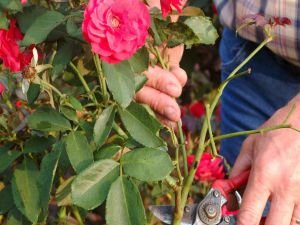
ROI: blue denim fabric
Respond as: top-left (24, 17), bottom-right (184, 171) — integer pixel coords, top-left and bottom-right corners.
top-left (219, 28), bottom-right (300, 166)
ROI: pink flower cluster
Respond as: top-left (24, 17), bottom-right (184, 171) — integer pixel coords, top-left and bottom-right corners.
top-left (187, 153), bottom-right (225, 182)
top-left (82, 0), bottom-right (150, 64)
top-left (0, 20), bottom-right (32, 72)
top-left (160, 0), bottom-right (183, 17)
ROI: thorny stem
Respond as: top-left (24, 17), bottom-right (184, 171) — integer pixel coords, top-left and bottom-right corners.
top-left (173, 37), bottom-right (273, 225)
top-left (112, 122), bottom-right (128, 139)
top-left (205, 124), bottom-right (291, 148)
top-left (93, 54), bottom-right (109, 102)
top-left (40, 79), bottom-right (63, 98)
top-left (178, 120), bottom-right (188, 177)
top-left (69, 62), bottom-right (98, 104)
top-left (205, 104), bottom-right (218, 157)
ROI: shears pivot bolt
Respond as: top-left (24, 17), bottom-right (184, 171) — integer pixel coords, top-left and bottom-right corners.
top-left (213, 190), bottom-right (220, 198)
top-left (224, 216), bottom-right (230, 224)
top-left (205, 204), bottom-right (217, 219)
top-left (184, 206), bottom-right (190, 213)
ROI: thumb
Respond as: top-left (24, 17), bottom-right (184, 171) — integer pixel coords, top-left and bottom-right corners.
top-left (165, 44), bottom-right (184, 67)
top-left (230, 135), bottom-right (255, 178)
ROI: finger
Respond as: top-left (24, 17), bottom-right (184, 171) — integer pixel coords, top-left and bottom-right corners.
top-left (170, 66), bottom-right (188, 86)
top-left (156, 114), bottom-right (178, 129)
top-left (237, 170), bottom-right (271, 225)
top-left (144, 66), bottom-right (183, 97)
top-left (291, 205), bottom-right (300, 225)
top-left (135, 86), bottom-right (181, 122)
top-left (165, 45), bottom-right (184, 66)
top-left (264, 195), bottom-right (294, 225)
top-left (230, 136), bottom-right (255, 178)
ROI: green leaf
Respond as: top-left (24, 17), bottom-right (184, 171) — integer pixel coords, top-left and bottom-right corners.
top-left (150, 17), bottom-right (163, 45)
top-left (16, 6), bottom-right (47, 33)
top-left (94, 144), bottom-right (121, 161)
top-left (0, 12), bottom-right (9, 29)
top-left (94, 105), bottom-right (116, 148)
top-left (23, 136), bottom-right (55, 153)
top-left (27, 83), bottom-right (40, 104)
top-left (37, 142), bottom-right (62, 221)
top-left (66, 15), bottom-right (83, 40)
top-left (56, 176), bottom-right (74, 207)
top-left (180, 6), bottom-right (205, 17)
top-left (61, 106), bottom-right (78, 123)
top-left (165, 22), bottom-right (200, 48)
top-left (0, 186), bottom-right (14, 214)
top-left (28, 107), bottom-right (71, 132)
top-left (53, 41), bottom-right (74, 77)
top-left (6, 208), bottom-right (31, 225)
top-left (134, 75), bottom-right (148, 92)
top-left (184, 16), bottom-right (219, 46)
top-left (128, 47), bottom-right (149, 73)
top-left (106, 176), bottom-right (146, 225)
top-left (64, 131), bottom-right (94, 173)
top-left (69, 96), bottom-right (83, 110)
top-left (0, 147), bottom-right (22, 173)
top-left (12, 158), bottom-right (40, 223)
top-left (122, 148), bottom-right (173, 181)
top-left (0, 0), bottom-right (22, 11)
top-left (72, 159), bottom-right (119, 210)
top-left (118, 103), bottom-right (164, 148)
top-left (21, 11), bottom-right (65, 46)
top-left (103, 61), bottom-right (135, 108)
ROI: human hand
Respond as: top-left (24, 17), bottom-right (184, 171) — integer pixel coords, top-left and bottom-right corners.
top-left (135, 45), bottom-right (187, 126)
top-left (230, 94), bottom-right (300, 225)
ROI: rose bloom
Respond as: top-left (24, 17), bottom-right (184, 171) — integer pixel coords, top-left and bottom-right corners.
top-left (0, 82), bottom-right (5, 94)
top-left (20, 0), bottom-right (27, 4)
top-left (187, 153), bottom-right (225, 182)
top-left (82, 0), bottom-right (150, 64)
top-left (0, 20), bottom-right (32, 72)
top-left (189, 100), bottom-right (205, 118)
top-left (160, 0), bottom-right (183, 17)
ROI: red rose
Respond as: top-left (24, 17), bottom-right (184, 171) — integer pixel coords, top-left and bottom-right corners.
top-left (15, 100), bottom-right (22, 108)
top-left (82, 0), bottom-right (150, 64)
top-left (187, 153), bottom-right (225, 182)
top-left (160, 0), bottom-right (183, 17)
top-left (189, 100), bottom-right (205, 118)
top-left (0, 20), bottom-right (32, 72)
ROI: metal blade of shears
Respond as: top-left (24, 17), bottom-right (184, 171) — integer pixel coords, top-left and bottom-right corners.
top-left (149, 204), bottom-right (198, 225)
top-left (149, 202), bottom-right (270, 225)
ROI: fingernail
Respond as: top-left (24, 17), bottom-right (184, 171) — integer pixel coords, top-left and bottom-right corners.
top-left (164, 106), bottom-right (176, 120)
top-left (167, 83), bottom-right (180, 95)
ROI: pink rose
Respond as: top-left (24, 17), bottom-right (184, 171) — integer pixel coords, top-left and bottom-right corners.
top-left (160, 0), bottom-right (183, 17)
top-left (0, 82), bottom-right (5, 94)
top-left (187, 153), bottom-right (225, 182)
top-left (20, 0), bottom-right (27, 4)
top-left (82, 0), bottom-right (151, 64)
top-left (0, 20), bottom-right (32, 72)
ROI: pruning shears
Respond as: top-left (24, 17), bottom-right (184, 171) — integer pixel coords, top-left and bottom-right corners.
top-left (149, 170), bottom-right (269, 225)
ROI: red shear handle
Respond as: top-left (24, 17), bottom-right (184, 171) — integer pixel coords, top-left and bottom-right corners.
top-left (212, 170), bottom-right (250, 197)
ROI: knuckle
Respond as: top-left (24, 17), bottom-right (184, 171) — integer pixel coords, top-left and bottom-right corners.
top-left (237, 208), bottom-right (259, 225)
